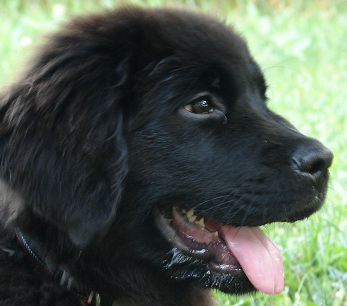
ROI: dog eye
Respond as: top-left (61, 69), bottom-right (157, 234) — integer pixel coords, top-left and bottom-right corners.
top-left (184, 97), bottom-right (215, 114)
top-left (179, 94), bottom-right (227, 123)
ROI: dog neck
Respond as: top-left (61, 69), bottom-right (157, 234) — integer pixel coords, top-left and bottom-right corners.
top-left (15, 230), bottom-right (115, 306)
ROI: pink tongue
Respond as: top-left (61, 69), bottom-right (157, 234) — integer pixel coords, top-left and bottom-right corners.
top-left (220, 226), bottom-right (284, 294)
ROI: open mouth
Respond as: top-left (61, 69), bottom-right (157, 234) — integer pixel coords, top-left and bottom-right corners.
top-left (155, 206), bottom-right (284, 294)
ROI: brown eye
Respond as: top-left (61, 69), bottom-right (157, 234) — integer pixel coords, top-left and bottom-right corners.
top-left (179, 93), bottom-right (227, 124)
top-left (184, 96), bottom-right (215, 114)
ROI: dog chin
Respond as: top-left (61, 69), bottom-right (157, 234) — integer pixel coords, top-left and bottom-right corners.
top-left (161, 247), bottom-right (255, 294)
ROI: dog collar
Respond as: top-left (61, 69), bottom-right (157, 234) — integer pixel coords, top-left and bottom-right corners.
top-left (16, 230), bottom-right (113, 306)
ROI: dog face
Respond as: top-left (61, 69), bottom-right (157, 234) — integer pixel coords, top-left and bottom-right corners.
top-left (0, 7), bottom-right (332, 297)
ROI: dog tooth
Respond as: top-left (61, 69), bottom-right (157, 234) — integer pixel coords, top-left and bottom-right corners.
top-left (186, 209), bottom-right (195, 219)
top-left (196, 217), bottom-right (205, 227)
top-left (187, 211), bottom-right (197, 223)
top-left (212, 231), bottom-right (219, 237)
top-left (189, 215), bottom-right (197, 222)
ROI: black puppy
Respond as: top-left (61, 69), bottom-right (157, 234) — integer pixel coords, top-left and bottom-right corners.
top-left (0, 7), bottom-right (332, 306)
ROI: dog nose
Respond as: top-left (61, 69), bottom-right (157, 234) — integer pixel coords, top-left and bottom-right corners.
top-left (292, 139), bottom-right (333, 182)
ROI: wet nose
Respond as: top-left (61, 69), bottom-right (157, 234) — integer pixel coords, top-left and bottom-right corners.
top-left (292, 139), bottom-right (333, 183)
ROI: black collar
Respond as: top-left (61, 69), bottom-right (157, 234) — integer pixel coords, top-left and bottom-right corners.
top-left (16, 230), bottom-right (113, 306)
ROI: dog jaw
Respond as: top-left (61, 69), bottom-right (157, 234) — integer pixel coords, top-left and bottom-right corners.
top-left (155, 206), bottom-right (284, 294)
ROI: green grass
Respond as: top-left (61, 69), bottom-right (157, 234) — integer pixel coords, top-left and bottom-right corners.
top-left (1, 1), bottom-right (346, 305)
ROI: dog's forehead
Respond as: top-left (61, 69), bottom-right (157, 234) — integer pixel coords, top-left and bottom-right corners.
top-left (143, 8), bottom-right (251, 63)
top-left (73, 7), bottom-right (253, 69)
top-left (134, 9), bottom-right (258, 87)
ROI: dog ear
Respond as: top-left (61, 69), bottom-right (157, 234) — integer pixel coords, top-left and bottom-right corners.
top-left (0, 17), bottom-right (136, 246)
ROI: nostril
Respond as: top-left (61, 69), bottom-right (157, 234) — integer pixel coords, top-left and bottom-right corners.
top-left (309, 158), bottom-right (328, 174)
top-left (292, 142), bottom-right (333, 180)
top-left (292, 153), bottom-right (328, 174)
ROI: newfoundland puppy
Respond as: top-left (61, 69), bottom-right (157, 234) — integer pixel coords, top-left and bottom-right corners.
top-left (0, 6), bottom-right (332, 306)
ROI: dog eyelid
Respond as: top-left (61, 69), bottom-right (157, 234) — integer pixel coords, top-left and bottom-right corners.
top-left (179, 93), bottom-right (227, 123)
top-left (184, 94), bottom-right (224, 114)
top-left (183, 97), bottom-right (214, 114)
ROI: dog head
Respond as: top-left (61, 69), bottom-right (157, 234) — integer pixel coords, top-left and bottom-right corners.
top-left (0, 7), bottom-right (332, 295)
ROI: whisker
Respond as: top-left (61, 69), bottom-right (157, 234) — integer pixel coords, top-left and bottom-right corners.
top-left (192, 194), bottom-right (231, 211)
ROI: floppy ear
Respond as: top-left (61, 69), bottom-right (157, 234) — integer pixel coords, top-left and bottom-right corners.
top-left (0, 16), bottom-right (136, 246)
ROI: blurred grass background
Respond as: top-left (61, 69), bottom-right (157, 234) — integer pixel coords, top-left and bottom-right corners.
top-left (0, 0), bottom-right (346, 305)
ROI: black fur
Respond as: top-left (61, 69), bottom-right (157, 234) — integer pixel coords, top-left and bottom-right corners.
top-left (0, 7), bottom-right (332, 306)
